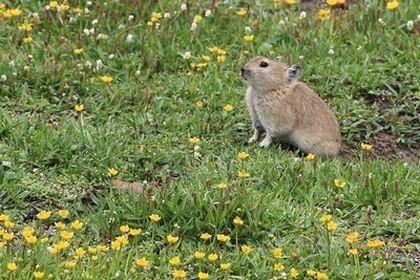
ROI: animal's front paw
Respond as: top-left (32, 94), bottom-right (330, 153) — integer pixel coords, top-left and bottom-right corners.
top-left (259, 137), bottom-right (272, 148)
top-left (248, 135), bottom-right (258, 144)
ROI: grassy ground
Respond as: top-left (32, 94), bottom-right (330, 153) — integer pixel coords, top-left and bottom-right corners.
top-left (0, 0), bottom-right (419, 279)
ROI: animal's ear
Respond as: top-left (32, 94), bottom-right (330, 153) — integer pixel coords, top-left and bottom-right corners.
top-left (274, 56), bottom-right (282, 62)
top-left (287, 64), bottom-right (302, 83)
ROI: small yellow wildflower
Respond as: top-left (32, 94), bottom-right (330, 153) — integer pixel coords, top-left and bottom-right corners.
top-left (4, 220), bottom-right (14, 228)
top-left (236, 9), bottom-right (247, 16)
top-left (327, 221), bottom-right (337, 231)
top-left (216, 234), bottom-right (231, 243)
top-left (316, 272), bottom-right (329, 280)
top-left (72, 8), bottom-right (82, 14)
top-left (194, 251), bottom-right (206, 259)
top-left (58, 209), bottom-right (70, 219)
top-left (60, 3), bottom-right (70, 12)
top-left (208, 253), bottom-right (218, 261)
top-left (22, 226), bottom-right (35, 237)
top-left (272, 248), bottom-right (283, 258)
top-left (40, 237), bottom-right (49, 243)
top-left (111, 240), bottom-right (122, 251)
top-left (224, 104), bottom-right (233, 112)
top-left (169, 256), bottom-right (181, 266)
top-left (241, 245), bottom-right (252, 255)
top-left (33, 271), bottom-right (45, 279)
top-left (217, 55), bottom-right (226, 64)
top-left (238, 151), bottom-right (249, 160)
top-left (306, 269), bottom-right (317, 276)
top-left (87, 247), bottom-right (97, 255)
top-left (73, 48), bottom-right (83, 55)
top-left (290, 267), bottom-right (299, 278)
top-left (326, 0), bottom-right (338, 5)
top-left (189, 136), bottom-right (200, 144)
top-left (386, 1), bottom-right (399, 10)
top-left (116, 235), bottom-right (129, 245)
top-left (0, 214), bottom-right (10, 221)
top-left (200, 232), bottom-right (212, 240)
top-left (201, 55), bottom-right (210, 62)
top-left (147, 21), bottom-right (153, 27)
top-left (367, 239), bottom-right (384, 249)
top-left (345, 232), bottom-right (359, 244)
top-left (286, 0), bottom-right (296, 4)
top-left (243, 34), bottom-right (254, 42)
top-left (306, 153), bottom-right (316, 160)
top-left (220, 262), bottom-right (231, 270)
top-left (273, 262), bottom-right (285, 272)
top-left (7, 262), bottom-right (17, 272)
top-left (238, 170), bottom-right (250, 178)
top-left (129, 228), bottom-right (142, 236)
top-left (23, 36), bottom-right (33, 44)
top-left (173, 269), bottom-right (187, 279)
top-left (49, 1), bottom-right (58, 10)
top-left (19, 21), bottom-right (32, 32)
top-left (108, 167), bottom-right (118, 177)
top-left (96, 244), bottom-right (109, 252)
top-left (318, 9), bottom-right (331, 21)
top-left (217, 182), bottom-right (226, 190)
top-left (334, 179), bottom-right (346, 189)
top-left (74, 104), bottom-right (84, 112)
top-left (194, 15), bottom-right (202, 23)
top-left (361, 143), bottom-right (373, 151)
top-left (60, 231), bottom-right (74, 240)
top-left (37, 210), bottom-right (52, 220)
top-left (25, 235), bottom-right (37, 245)
top-left (3, 232), bottom-right (14, 241)
top-left (197, 272), bottom-right (209, 280)
top-left (233, 216), bottom-right (244, 226)
top-left (100, 75), bottom-right (113, 85)
top-left (10, 8), bottom-right (23, 17)
top-left (120, 225), bottom-right (130, 233)
top-left (167, 235), bottom-right (180, 244)
top-left (196, 100), bottom-right (204, 108)
top-left (55, 222), bottom-right (66, 230)
top-left (149, 213), bottom-right (161, 222)
top-left (71, 220), bottom-right (83, 230)
top-left (64, 260), bottom-right (77, 269)
top-left (136, 257), bottom-right (149, 268)
top-left (320, 214), bottom-right (332, 223)
top-left (349, 248), bottom-right (359, 256)
top-left (74, 247), bottom-right (86, 259)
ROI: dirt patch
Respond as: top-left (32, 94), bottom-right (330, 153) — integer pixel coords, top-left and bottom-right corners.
top-left (388, 246), bottom-right (420, 273)
top-left (370, 133), bottom-right (420, 161)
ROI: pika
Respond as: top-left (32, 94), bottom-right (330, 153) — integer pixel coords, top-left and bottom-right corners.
top-left (241, 56), bottom-right (341, 157)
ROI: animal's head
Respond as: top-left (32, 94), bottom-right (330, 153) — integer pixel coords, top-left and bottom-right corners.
top-left (241, 56), bottom-right (302, 91)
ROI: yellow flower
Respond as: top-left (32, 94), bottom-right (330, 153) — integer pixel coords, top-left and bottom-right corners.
top-left (60, 230), bottom-right (74, 240)
top-left (241, 245), bottom-right (252, 254)
top-left (99, 75), bottom-right (113, 85)
top-left (236, 8), bottom-right (247, 16)
top-left (55, 222), bottom-right (66, 230)
top-left (361, 143), bottom-right (373, 151)
top-left (120, 225), bottom-right (130, 233)
top-left (49, 1), bottom-right (58, 10)
top-left (10, 8), bottom-right (23, 17)
top-left (0, 214), bottom-right (9, 221)
top-left (334, 179), bottom-right (346, 188)
top-left (208, 253), bottom-right (218, 261)
top-left (201, 55), bottom-right (210, 62)
top-left (74, 247), bottom-right (86, 259)
top-left (318, 9), bottom-right (331, 21)
top-left (23, 36), bottom-right (33, 44)
top-left (233, 216), bottom-right (244, 226)
top-left (7, 262), bottom-right (17, 272)
top-left (60, 3), bottom-right (70, 12)
top-left (224, 104), bottom-right (233, 112)
top-left (220, 262), bottom-right (231, 270)
top-left (348, 248), bottom-right (358, 256)
top-left (306, 153), bottom-right (316, 160)
top-left (72, 8), bottom-right (82, 14)
top-left (96, 244), bottom-right (109, 252)
top-left (196, 100), bottom-right (204, 108)
top-left (108, 167), bottom-right (118, 177)
top-left (194, 251), bottom-right (206, 259)
top-left (19, 21), bottom-right (32, 32)
top-left (33, 271), bottom-right (45, 279)
top-left (243, 34), bottom-right (254, 42)
top-left (116, 235), bottom-right (129, 245)
top-left (169, 256), bottom-right (181, 266)
top-left (345, 231), bottom-right (359, 244)
top-left (152, 12), bottom-right (162, 20)
top-left (272, 248), bottom-right (283, 258)
top-left (167, 235), bottom-right (180, 244)
top-left (73, 48), bottom-right (83, 55)
top-left (238, 170), bottom-right (250, 178)
top-left (87, 247), bottom-right (97, 255)
top-left (238, 151), bottom-right (249, 160)
top-left (316, 272), bottom-right (329, 280)
top-left (4, 220), bottom-right (14, 228)
top-left (74, 104), bottom-right (84, 112)
top-left (37, 210), bottom-right (52, 220)
top-left (217, 182), bottom-right (226, 190)
top-left (326, 0), bottom-right (338, 5)
top-left (149, 213), bottom-right (161, 222)
top-left (0, 3), bottom-right (5, 10)
top-left (129, 228), bottom-right (142, 236)
top-left (306, 270), bottom-right (317, 276)
top-left (216, 55), bottom-right (226, 64)
top-left (3, 232), bottom-right (14, 241)
top-left (197, 272), bottom-right (209, 280)
top-left (286, 0), bottom-right (296, 4)
top-left (327, 221), bottom-right (337, 231)
top-left (319, 214), bottom-right (332, 223)
top-left (58, 209), bottom-right (70, 219)
top-left (194, 15), bottom-right (202, 23)
top-left (189, 136), bottom-right (200, 144)
top-left (71, 220), bottom-right (83, 230)
top-left (22, 226), bottom-right (35, 237)
top-left (147, 21), bottom-right (153, 27)
top-left (366, 239), bottom-right (384, 249)
top-left (25, 235), bottom-right (37, 245)
top-left (40, 237), bottom-right (49, 244)
top-left (136, 257), bottom-right (149, 268)
top-left (111, 240), bottom-right (122, 251)
top-left (386, 1), bottom-right (399, 10)
top-left (54, 241), bottom-right (70, 251)
top-left (216, 234), bottom-right (230, 243)
top-left (273, 262), bottom-right (285, 272)
top-left (200, 232), bottom-right (212, 240)
top-left (290, 267), bottom-right (299, 278)
top-left (64, 260), bottom-right (77, 269)
top-left (173, 269), bottom-right (187, 279)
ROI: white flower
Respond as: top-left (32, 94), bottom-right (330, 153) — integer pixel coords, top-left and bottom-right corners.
top-left (182, 51), bottom-right (191, 59)
top-left (164, 12), bottom-right (171, 19)
top-left (85, 61), bottom-right (92, 69)
top-left (128, 15), bottom-right (134, 21)
top-left (24, 66), bottom-right (30, 71)
top-left (417, 14), bottom-right (420, 20)
top-left (299, 55), bottom-right (304, 60)
top-left (89, 28), bottom-right (95, 35)
top-left (181, 4), bottom-right (187, 11)
top-left (109, 54), bottom-right (115, 59)
top-left (28, 55), bottom-right (33, 60)
top-left (299, 11), bottom-right (307, 20)
top-left (245, 26), bottom-right (252, 33)
top-left (92, 19), bottom-right (98, 25)
top-left (378, 18), bottom-right (384, 26)
top-left (279, 20), bottom-right (285, 25)
top-left (118, 24), bottom-right (125, 29)
top-left (97, 33), bottom-right (108, 40)
top-left (69, 17), bottom-right (76, 23)
top-left (357, 45), bottom-right (362, 51)
top-left (45, 5), bottom-right (50, 11)
top-left (190, 21), bottom-right (197, 31)
top-left (155, 23), bottom-right (160, 29)
top-left (135, 70), bottom-right (141, 76)
top-left (406, 20), bottom-right (414, 31)
top-left (87, 1), bottom-right (92, 6)
top-left (9, 60), bottom-right (15, 67)
top-left (83, 28), bottom-right (90, 36)
top-left (205, 9), bottom-right (212, 17)
top-left (328, 49), bottom-right (335, 55)
top-left (126, 34), bottom-right (134, 43)
top-left (84, 8), bottom-right (90, 14)
top-left (0, 75), bottom-right (7, 82)
top-left (12, 72), bottom-right (17, 77)
top-left (194, 145), bottom-right (200, 151)
top-left (2, 161), bottom-right (11, 167)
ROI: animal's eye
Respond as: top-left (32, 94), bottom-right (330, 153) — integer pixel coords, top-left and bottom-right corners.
top-left (259, 61), bottom-right (268, 68)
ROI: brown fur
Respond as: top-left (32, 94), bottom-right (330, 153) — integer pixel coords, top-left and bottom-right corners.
top-left (242, 56), bottom-right (341, 157)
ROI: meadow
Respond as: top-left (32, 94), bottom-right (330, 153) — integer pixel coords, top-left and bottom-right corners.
top-left (0, 0), bottom-right (419, 279)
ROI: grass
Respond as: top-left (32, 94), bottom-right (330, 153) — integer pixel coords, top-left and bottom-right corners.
top-left (0, 0), bottom-right (419, 279)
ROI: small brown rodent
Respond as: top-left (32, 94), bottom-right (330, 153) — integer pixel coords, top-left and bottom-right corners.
top-left (241, 56), bottom-right (341, 157)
